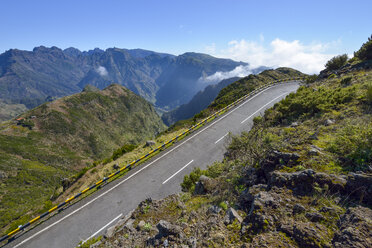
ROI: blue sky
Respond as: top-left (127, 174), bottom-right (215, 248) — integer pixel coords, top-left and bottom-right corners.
top-left (1, 0), bottom-right (371, 73)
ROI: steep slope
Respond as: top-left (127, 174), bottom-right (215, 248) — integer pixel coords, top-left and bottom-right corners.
top-left (90, 44), bottom-right (372, 248)
top-left (210, 67), bottom-right (306, 109)
top-left (162, 77), bottom-right (240, 126)
top-left (0, 46), bottom-right (245, 121)
top-left (0, 84), bottom-right (165, 232)
top-left (166, 67), bottom-right (306, 131)
top-left (0, 46), bottom-right (86, 108)
top-left (154, 53), bottom-right (246, 110)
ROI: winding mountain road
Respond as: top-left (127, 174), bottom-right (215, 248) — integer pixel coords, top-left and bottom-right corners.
top-left (4, 82), bottom-right (300, 248)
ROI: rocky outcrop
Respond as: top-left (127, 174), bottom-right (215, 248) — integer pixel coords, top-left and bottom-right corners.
top-left (332, 206), bottom-right (372, 248)
top-left (194, 175), bottom-right (217, 195)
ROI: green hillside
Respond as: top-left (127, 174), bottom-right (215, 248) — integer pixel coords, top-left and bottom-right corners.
top-left (167, 67), bottom-right (306, 131)
top-left (0, 84), bottom-right (165, 232)
top-left (210, 67), bottom-right (306, 109)
top-left (91, 40), bottom-right (372, 248)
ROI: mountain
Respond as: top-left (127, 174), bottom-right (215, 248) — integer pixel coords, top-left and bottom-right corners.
top-left (0, 46), bottom-right (246, 121)
top-left (0, 84), bottom-right (165, 230)
top-left (162, 77), bottom-right (240, 126)
top-left (161, 65), bottom-right (272, 126)
top-left (165, 67), bottom-right (306, 131)
top-left (89, 42), bottom-right (372, 248)
top-left (210, 67), bottom-right (306, 109)
top-left (154, 53), bottom-right (246, 110)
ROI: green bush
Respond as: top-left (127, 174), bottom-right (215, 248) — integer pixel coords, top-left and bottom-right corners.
top-left (326, 123), bottom-right (372, 172)
top-left (305, 74), bottom-right (318, 84)
top-left (111, 144), bottom-right (137, 161)
top-left (273, 85), bottom-right (355, 122)
top-left (354, 35), bottom-right (372, 60)
top-left (181, 167), bottom-right (203, 192)
top-left (325, 54), bottom-right (348, 71)
top-left (340, 76), bottom-right (352, 86)
top-left (367, 84), bottom-right (372, 104)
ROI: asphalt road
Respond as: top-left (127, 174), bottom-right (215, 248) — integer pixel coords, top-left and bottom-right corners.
top-left (5, 82), bottom-right (300, 248)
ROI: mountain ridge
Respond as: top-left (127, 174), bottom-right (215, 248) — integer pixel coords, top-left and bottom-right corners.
top-left (0, 46), bottom-right (246, 121)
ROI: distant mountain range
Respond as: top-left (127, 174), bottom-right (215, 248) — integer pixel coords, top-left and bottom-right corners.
top-left (0, 46), bottom-right (247, 121)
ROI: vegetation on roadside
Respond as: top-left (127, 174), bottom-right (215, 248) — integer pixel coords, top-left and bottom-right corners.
top-left (0, 84), bottom-right (165, 235)
top-left (94, 37), bottom-right (372, 247)
top-left (166, 67), bottom-right (306, 132)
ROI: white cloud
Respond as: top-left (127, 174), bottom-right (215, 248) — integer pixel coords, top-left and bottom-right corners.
top-left (199, 65), bottom-right (260, 84)
top-left (96, 65), bottom-right (108, 76)
top-left (209, 38), bottom-right (337, 74)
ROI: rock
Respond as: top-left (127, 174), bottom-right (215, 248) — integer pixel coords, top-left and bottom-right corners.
top-left (0, 170), bottom-right (7, 180)
top-left (325, 119), bottom-right (335, 126)
top-left (113, 163), bottom-right (120, 170)
top-left (320, 206), bottom-right (337, 215)
top-left (137, 220), bottom-right (145, 231)
top-left (156, 220), bottom-right (184, 239)
top-left (145, 140), bottom-right (156, 147)
top-left (240, 167), bottom-right (259, 187)
top-left (345, 173), bottom-right (372, 205)
top-left (224, 207), bottom-right (243, 225)
top-left (270, 169), bottom-right (347, 195)
top-left (188, 237), bottom-right (197, 248)
top-left (207, 205), bottom-right (222, 215)
top-left (61, 177), bottom-right (72, 190)
top-left (125, 218), bottom-right (135, 231)
top-left (332, 206), bottom-right (372, 248)
top-left (89, 240), bottom-right (102, 248)
top-left (194, 175), bottom-right (217, 195)
top-left (290, 122), bottom-right (299, 127)
top-left (239, 184), bottom-right (267, 211)
top-left (211, 232), bottom-right (225, 244)
top-left (305, 212), bottom-right (325, 222)
top-left (309, 132), bottom-right (319, 140)
top-left (272, 151), bottom-right (300, 164)
top-left (308, 148), bottom-right (319, 156)
top-left (293, 203), bottom-right (306, 214)
top-left (281, 222), bottom-right (331, 247)
top-left (104, 225), bottom-right (116, 238)
top-left (114, 210), bottom-right (134, 230)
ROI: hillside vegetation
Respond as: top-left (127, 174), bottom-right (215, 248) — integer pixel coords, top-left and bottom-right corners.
top-left (167, 67), bottom-right (305, 131)
top-left (0, 84), bottom-right (165, 233)
top-left (162, 77), bottom-right (240, 126)
top-left (92, 40), bottom-right (372, 247)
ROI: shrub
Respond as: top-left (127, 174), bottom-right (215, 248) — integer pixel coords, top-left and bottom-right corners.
top-left (340, 76), bottom-right (352, 86)
top-left (181, 167), bottom-right (203, 192)
top-left (367, 83), bottom-right (372, 104)
top-left (273, 85), bottom-right (356, 122)
top-left (326, 123), bottom-right (372, 172)
top-left (325, 54), bottom-right (348, 71)
top-left (354, 35), bottom-right (372, 60)
top-left (305, 74), bottom-right (318, 84)
top-left (111, 144), bottom-right (137, 161)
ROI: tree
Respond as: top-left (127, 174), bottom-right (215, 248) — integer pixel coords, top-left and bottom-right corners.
top-left (325, 54), bottom-right (348, 71)
top-left (354, 35), bottom-right (372, 61)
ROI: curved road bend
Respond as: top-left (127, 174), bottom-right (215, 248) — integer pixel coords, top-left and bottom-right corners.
top-left (5, 82), bottom-right (300, 248)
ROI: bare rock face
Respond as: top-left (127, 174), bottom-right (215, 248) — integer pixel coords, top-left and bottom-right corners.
top-left (345, 173), bottom-right (372, 205)
top-left (224, 207), bottom-right (243, 225)
top-left (145, 140), bottom-right (156, 147)
top-left (332, 206), bottom-right (372, 248)
top-left (281, 222), bottom-right (332, 248)
top-left (194, 175), bottom-right (217, 195)
top-left (0, 170), bottom-right (7, 180)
